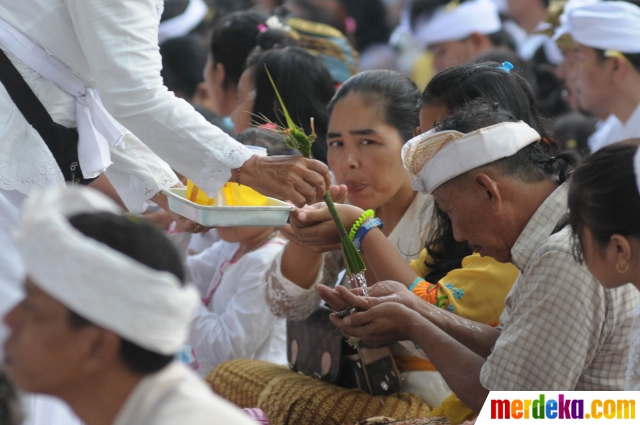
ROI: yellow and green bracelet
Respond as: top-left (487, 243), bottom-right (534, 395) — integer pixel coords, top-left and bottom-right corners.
top-left (349, 209), bottom-right (375, 241)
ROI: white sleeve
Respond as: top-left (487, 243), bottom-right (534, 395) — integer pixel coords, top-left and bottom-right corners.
top-left (260, 248), bottom-right (344, 320)
top-left (104, 131), bottom-right (178, 214)
top-left (185, 242), bottom-right (230, 297)
top-left (188, 253), bottom-right (282, 372)
top-left (62, 0), bottom-right (253, 196)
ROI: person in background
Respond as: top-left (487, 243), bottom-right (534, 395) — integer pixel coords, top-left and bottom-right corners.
top-left (3, 187), bottom-right (259, 425)
top-left (561, 1), bottom-right (640, 152)
top-left (506, 0), bottom-right (564, 65)
top-left (0, 366), bottom-right (22, 425)
top-left (568, 140), bottom-right (640, 391)
top-left (204, 11), bottom-right (268, 118)
top-left (400, 0), bottom-right (514, 72)
top-left (231, 45), bottom-right (335, 163)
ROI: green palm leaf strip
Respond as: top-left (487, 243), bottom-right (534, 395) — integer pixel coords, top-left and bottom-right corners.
top-left (265, 65), bottom-right (365, 275)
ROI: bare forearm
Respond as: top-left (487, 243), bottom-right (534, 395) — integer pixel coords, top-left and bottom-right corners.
top-left (409, 315), bottom-right (489, 412)
top-left (280, 243), bottom-right (324, 289)
top-left (360, 228), bottom-right (420, 287)
top-left (413, 301), bottom-right (500, 358)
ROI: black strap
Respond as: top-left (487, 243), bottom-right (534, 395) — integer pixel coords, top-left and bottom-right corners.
top-left (0, 48), bottom-right (60, 144)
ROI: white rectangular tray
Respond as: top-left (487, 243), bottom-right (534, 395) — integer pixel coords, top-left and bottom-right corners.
top-left (164, 188), bottom-right (293, 227)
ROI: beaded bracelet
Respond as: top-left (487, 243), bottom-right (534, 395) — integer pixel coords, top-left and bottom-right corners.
top-left (349, 209), bottom-right (375, 241)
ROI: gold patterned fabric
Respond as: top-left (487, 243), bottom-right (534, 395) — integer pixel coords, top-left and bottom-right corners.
top-left (402, 132), bottom-right (463, 175)
top-left (208, 360), bottom-right (433, 425)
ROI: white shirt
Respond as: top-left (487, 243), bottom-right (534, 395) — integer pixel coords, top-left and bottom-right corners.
top-left (0, 0), bottom-right (252, 212)
top-left (113, 362), bottom-right (258, 425)
top-left (588, 103), bottom-right (640, 152)
top-left (625, 303), bottom-right (640, 390)
top-left (187, 237), bottom-right (288, 377)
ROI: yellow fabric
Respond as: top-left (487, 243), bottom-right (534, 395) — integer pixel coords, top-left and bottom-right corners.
top-left (409, 251), bottom-right (519, 326)
top-left (427, 393), bottom-right (477, 425)
top-left (408, 251), bottom-right (519, 423)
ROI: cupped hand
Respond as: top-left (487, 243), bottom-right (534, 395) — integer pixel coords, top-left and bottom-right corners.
top-left (238, 155), bottom-right (331, 207)
top-left (316, 281), bottom-right (421, 313)
top-left (329, 303), bottom-right (420, 347)
top-left (289, 203), bottom-right (365, 246)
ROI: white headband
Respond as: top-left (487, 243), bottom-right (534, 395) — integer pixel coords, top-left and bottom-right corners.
top-left (158, 0), bottom-right (208, 44)
top-left (402, 121), bottom-right (541, 193)
top-left (561, 1), bottom-right (640, 54)
top-left (16, 187), bottom-right (200, 355)
top-left (411, 0), bottom-right (502, 49)
top-left (635, 147), bottom-right (640, 196)
top-left (552, 0), bottom-right (600, 43)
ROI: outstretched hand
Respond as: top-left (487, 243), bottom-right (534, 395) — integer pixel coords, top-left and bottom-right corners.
top-left (316, 280), bottom-right (422, 312)
top-left (237, 155), bottom-right (331, 207)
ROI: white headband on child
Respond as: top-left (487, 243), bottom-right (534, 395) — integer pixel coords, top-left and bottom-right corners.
top-left (158, 0), bottom-right (208, 44)
top-left (16, 187), bottom-right (200, 355)
top-left (560, 1), bottom-right (640, 54)
top-left (411, 0), bottom-right (502, 49)
top-left (402, 121), bottom-right (541, 194)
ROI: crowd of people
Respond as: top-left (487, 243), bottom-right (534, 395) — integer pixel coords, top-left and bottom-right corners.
top-left (1, 0), bottom-right (640, 425)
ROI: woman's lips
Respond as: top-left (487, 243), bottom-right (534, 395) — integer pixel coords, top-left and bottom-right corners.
top-left (344, 181), bottom-right (367, 194)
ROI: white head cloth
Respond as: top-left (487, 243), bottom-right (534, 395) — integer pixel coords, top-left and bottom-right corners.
top-left (158, 0), bottom-right (209, 44)
top-left (635, 147), bottom-right (640, 196)
top-left (0, 18), bottom-right (127, 179)
top-left (410, 0), bottom-right (502, 48)
top-left (552, 0), bottom-right (600, 42)
top-left (559, 1), bottom-right (640, 53)
top-left (402, 121), bottom-right (541, 193)
top-left (16, 187), bottom-right (200, 355)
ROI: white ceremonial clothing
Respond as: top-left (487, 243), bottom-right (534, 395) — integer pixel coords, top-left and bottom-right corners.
top-left (113, 362), bottom-right (258, 425)
top-left (518, 22), bottom-right (564, 65)
top-left (187, 238), bottom-right (288, 377)
top-left (0, 0), bottom-right (252, 204)
top-left (587, 104), bottom-right (640, 152)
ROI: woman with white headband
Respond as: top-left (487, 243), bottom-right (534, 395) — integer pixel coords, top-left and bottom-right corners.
top-left (568, 140), bottom-right (640, 391)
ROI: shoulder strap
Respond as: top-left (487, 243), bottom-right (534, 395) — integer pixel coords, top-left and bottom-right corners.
top-left (0, 47), bottom-right (59, 146)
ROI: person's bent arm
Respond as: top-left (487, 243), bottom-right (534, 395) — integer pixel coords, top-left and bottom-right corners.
top-left (331, 303), bottom-right (490, 412)
top-left (64, 0), bottom-right (328, 206)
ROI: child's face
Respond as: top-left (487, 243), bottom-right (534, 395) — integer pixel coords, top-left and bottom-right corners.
top-left (217, 226), bottom-right (273, 244)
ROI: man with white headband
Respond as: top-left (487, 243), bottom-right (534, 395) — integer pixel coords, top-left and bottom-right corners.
top-left (317, 103), bottom-right (638, 412)
top-left (400, 0), bottom-right (510, 72)
top-left (560, 1), bottom-right (640, 152)
top-left (2, 187), bottom-right (258, 425)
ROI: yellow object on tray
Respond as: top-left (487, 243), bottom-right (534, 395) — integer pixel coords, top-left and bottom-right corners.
top-left (186, 180), bottom-right (267, 207)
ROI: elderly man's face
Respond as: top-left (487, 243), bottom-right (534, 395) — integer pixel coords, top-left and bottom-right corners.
top-left (3, 279), bottom-right (97, 395)
top-left (433, 176), bottom-right (514, 263)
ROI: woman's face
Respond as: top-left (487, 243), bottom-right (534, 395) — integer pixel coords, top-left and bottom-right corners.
top-left (327, 92), bottom-right (411, 210)
top-left (419, 103), bottom-right (450, 133)
top-left (203, 53), bottom-right (238, 117)
top-left (580, 227), bottom-right (634, 289)
top-left (229, 67), bottom-right (256, 135)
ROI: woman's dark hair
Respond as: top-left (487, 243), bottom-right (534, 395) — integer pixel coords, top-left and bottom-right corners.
top-left (568, 139), bottom-right (640, 260)
top-left (209, 11), bottom-right (268, 88)
top-left (327, 70), bottom-right (420, 142)
top-left (160, 34), bottom-right (208, 101)
top-left (247, 46), bottom-right (335, 164)
top-left (67, 212), bottom-right (185, 375)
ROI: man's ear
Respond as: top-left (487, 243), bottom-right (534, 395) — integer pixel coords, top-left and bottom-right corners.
top-left (467, 32), bottom-right (491, 52)
top-left (473, 173), bottom-right (502, 210)
top-left (611, 56), bottom-right (632, 84)
top-left (81, 328), bottom-right (122, 374)
top-left (214, 62), bottom-right (227, 89)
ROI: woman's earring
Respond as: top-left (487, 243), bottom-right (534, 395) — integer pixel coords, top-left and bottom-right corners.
top-left (616, 263), bottom-right (629, 273)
